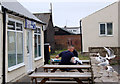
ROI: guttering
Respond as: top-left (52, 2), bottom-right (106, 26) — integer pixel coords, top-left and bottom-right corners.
top-left (2, 6), bottom-right (6, 84)
top-left (80, 20), bottom-right (83, 53)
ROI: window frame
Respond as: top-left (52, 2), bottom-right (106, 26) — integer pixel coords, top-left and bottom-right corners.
top-left (7, 18), bottom-right (24, 70)
top-left (99, 22), bottom-right (113, 36)
top-left (34, 26), bottom-right (42, 60)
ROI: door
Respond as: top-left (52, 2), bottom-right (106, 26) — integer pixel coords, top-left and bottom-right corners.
top-left (27, 30), bottom-right (33, 72)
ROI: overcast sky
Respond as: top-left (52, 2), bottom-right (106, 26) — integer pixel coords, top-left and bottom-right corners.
top-left (16, 0), bottom-right (118, 27)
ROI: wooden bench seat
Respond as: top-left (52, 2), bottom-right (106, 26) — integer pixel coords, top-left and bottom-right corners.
top-left (41, 65), bottom-right (91, 72)
top-left (43, 80), bottom-right (91, 84)
top-left (29, 72), bottom-right (92, 84)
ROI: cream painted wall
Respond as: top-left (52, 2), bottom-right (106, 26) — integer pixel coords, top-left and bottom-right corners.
top-left (82, 2), bottom-right (118, 52)
top-left (6, 14), bottom-right (26, 82)
top-left (0, 12), bottom-right (3, 84)
top-left (6, 15), bottom-right (45, 82)
top-left (118, 1), bottom-right (120, 47)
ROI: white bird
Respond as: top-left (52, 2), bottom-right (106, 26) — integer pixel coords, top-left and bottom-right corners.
top-left (95, 53), bottom-right (107, 63)
top-left (106, 66), bottom-right (114, 72)
top-left (104, 47), bottom-right (116, 60)
top-left (98, 59), bottom-right (109, 66)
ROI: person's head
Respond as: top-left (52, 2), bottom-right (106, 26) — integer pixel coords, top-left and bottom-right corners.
top-left (71, 45), bottom-right (75, 50)
top-left (68, 46), bottom-right (74, 52)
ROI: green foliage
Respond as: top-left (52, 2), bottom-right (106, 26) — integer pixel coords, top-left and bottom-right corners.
top-left (48, 59), bottom-right (51, 64)
top-left (78, 55), bottom-right (90, 60)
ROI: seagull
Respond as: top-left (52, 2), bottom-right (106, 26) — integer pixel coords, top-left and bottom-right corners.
top-left (106, 66), bottom-right (114, 72)
top-left (104, 47), bottom-right (116, 60)
top-left (95, 53), bottom-right (107, 63)
top-left (98, 58), bottom-right (109, 66)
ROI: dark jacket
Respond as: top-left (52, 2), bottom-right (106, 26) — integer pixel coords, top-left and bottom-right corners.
top-left (73, 49), bottom-right (78, 57)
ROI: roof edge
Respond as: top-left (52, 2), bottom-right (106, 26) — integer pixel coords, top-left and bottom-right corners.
top-left (81, 1), bottom-right (118, 20)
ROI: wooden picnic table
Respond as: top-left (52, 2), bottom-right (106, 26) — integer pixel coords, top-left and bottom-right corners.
top-left (41, 65), bottom-right (91, 72)
top-left (29, 72), bottom-right (92, 84)
top-left (51, 60), bottom-right (90, 65)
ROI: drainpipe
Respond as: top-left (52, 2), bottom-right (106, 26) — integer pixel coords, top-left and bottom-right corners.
top-left (2, 6), bottom-right (6, 84)
top-left (80, 20), bottom-right (83, 53)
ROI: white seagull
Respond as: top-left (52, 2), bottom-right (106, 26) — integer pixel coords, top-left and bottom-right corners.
top-left (106, 66), bottom-right (114, 72)
top-left (104, 47), bottom-right (116, 60)
top-left (98, 57), bottom-right (109, 66)
top-left (95, 53), bottom-right (107, 63)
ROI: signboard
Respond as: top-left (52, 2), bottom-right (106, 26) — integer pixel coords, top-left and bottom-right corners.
top-left (25, 19), bottom-right (36, 29)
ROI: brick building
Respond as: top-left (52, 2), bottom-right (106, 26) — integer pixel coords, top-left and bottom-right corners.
top-left (54, 26), bottom-right (81, 50)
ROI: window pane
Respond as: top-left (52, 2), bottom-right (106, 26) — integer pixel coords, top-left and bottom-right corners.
top-left (107, 23), bottom-right (112, 35)
top-left (8, 20), bottom-right (15, 30)
top-left (17, 33), bottom-right (23, 64)
top-left (34, 35), bottom-right (37, 58)
top-left (100, 24), bottom-right (105, 35)
top-left (38, 35), bottom-right (41, 56)
top-left (8, 31), bottom-right (16, 67)
top-left (16, 22), bottom-right (22, 31)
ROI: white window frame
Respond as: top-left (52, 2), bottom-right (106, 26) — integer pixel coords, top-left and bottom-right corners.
top-left (99, 22), bottom-right (113, 36)
top-left (7, 18), bottom-right (24, 71)
top-left (34, 26), bottom-right (42, 60)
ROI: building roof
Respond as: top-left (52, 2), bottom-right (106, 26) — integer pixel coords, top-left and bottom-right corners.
top-left (64, 27), bottom-right (80, 29)
top-left (1, 0), bottom-right (46, 24)
top-left (54, 26), bottom-right (76, 35)
top-left (33, 13), bottom-right (51, 30)
top-left (81, 1), bottom-right (118, 20)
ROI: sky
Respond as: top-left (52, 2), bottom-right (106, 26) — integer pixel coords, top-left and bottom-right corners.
top-left (16, 0), bottom-right (118, 27)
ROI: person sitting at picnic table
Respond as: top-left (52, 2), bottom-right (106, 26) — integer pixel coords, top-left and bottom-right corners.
top-left (56, 46), bottom-right (75, 65)
top-left (55, 46), bottom-right (83, 72)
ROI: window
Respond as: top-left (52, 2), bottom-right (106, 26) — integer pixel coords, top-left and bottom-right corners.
top-left (99, 23), bottom-right (113, 36)
top-left (7, 18), bottom-right (23, 68)
top-left (34, 27), bottom-right (41, 58)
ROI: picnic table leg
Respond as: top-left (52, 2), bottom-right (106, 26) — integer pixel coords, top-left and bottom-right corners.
top-left (39, 78), bottom-right (49, 84)
top-left (31, 78), bottom-right (34, 84)
top-left (51, 68), bottom-right (57, 72)
top-left (77, 69), bottom-right (83, 72)
top-left (44, 68), bottom-right (48, 72)
top-left (74, 78), bottom-right (83, 84)
top-left (31, 78), bottom-right (37, 84)
top-left (35, 78), bottom-right (37, 84)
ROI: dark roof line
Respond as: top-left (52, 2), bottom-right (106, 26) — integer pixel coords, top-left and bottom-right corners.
top-left (55, 26), bottom-right (77, 35)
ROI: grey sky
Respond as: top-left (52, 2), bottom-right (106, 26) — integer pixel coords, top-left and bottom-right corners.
top-left (17, 0), bottom-right (117, 27)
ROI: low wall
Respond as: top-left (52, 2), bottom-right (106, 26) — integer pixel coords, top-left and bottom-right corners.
top-left (90, 57), bottom-right (119, 83)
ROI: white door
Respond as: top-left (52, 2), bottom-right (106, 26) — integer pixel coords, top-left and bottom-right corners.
top-left (27, 30), bottom-right (33, 72)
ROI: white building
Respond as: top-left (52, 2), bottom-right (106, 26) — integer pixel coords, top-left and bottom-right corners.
top-left (81, 1), bottom-right (120, 52)
top-left (0, 1), bottom-right (45, 83)
top-left (64, 26), bottom-right (80, 34)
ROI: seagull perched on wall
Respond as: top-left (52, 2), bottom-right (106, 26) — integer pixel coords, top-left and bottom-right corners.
top-left (104, 47), bottom-right (116, 60)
